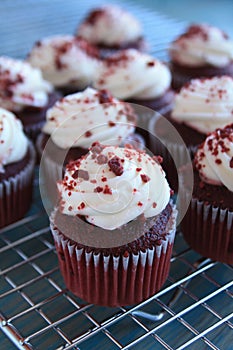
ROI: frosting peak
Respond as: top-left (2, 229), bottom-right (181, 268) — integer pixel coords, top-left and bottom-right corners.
top-left (0, 56), bottom-right (53, 112)
top-left (58, 144), bottom-right (171, 230)
top-left (0, 108), bottom-right (28, 172)
top-left (77, 5), bottom-right (142, 46)
top-left (195, 124), bottom-right (233, 191)
top-left (93, 49), bottom-right (171, 100)
top-left (43, 87), bottom-right (136, 149)
top-left (171, 76), bottom-right (233, 134)
top-left (28, 35), bottom-right (100, 88)
top-left (170, 24), bottom-right (233, 67)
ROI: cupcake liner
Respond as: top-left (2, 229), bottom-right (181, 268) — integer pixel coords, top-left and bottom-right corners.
top-left (50, 206), bottom-right (177, 307)
top-left (37, 133), bottom-right (67, 207)
top-left (181, 190), bottom-right (233, 264)
top-left (149, 135), bottom-right (195, 192)
top-left (148, 115), bottom-right (196, 192)
top-left (171, 72), bottom-right (191, 91)
top-left (0, 142), bottom-right (36, 228)
top-left (24, 120), bottom-right (45, 144)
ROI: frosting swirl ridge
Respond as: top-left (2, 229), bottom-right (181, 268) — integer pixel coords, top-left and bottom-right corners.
top-left (170, 24), bottom-right (233, 67)
top-left (28, 35), bottom-right (100, 88)
top-left (195, 124), bottom-right (233, 191)
top-left (171, 76), bottom-right (233, 134)
top-left (0, 56), bottom-right (53, 112)
top-left (93, 49), bottom-right (171, 100)
top-left (0, 108), bottom-right (28, 172)
top-left (58, 144), bottom-right (171, 229)
top-left (77, 5), bottom-right (142, 46)
top-left (44, 88), bottom-right (136, 149)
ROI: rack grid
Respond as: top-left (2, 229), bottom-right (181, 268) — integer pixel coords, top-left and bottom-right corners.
top-left (0, 1), bottom-right (233, 349)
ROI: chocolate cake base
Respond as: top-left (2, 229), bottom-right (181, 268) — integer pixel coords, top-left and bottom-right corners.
top-left (180, 167), bottom-right (233, 264)
top-left (50, 202), bottom-right (177, 306)
top-left (96, 37), bottom-right (147, 58)
top-left (128, 88), bottom-right (175, 115)
top-left (148, 113), bottom-right (205, 192)
top-left (16, 92), bottom-right (61, 142)
top-left (170, 61), bottom-right (233, 90)
top-left (0, 142), bottom-right (36, 228)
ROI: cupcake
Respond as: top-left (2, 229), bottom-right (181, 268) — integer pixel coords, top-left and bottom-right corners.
top-left (27, 35), bottom-right (100, 95)
top-left (169, 24), bottom-right (233, 90)
top-left (149, 76), bottom-right (233, 190)
top-left (93, 49), bottom-right (174, 115)
top-left (180, 124), bottom-right (233, 264)
top-left (50, 144), bottom-right (177, 306)
top-left (76, 5), bottom-right (146, 57)
top-left (0, 108), bottom-right (36, 228)
top-left (0, 56), bottom-right (59, 142)
top-left (38, 87), bottom-right (143, 204)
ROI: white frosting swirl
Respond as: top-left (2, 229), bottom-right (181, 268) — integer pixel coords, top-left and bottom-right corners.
top-left (77, 5), bottom-right (142, 46)
top-left (195, 125), bottom-right (233, 191)
top-left (28, 35), bottom-right (100, 88)
top-left (58, 145), bottom-right (171, 230)
top-left (171, 76), bottom-right (233, 134)
top-left (0, 56), bottom-right (53, 112)
top-left (0, 108), bottom-right (28, 172)
top-left (43, 88), bottom-right (136, 149)
top-left (170, 24), bottom-right (233, 67)
top-left (93, 49), bottom-right (171, 100)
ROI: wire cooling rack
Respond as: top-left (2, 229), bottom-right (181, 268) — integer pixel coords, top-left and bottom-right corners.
top-left (0, 1), bottom-right (233, 349)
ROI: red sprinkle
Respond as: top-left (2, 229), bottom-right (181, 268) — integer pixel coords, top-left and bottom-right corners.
top-left (94, 186), bottom-right (103, 193)
top-left (72, 169), bottom-right (89, 180)
top-left (78, 202), bottom-right (85, 210)
top-left (108, 156), bottom-right (124, 176)
top-left (152, 202), bottom-right (157, 208)
top-left (140, 174), bottom-right (150, 183)
top-left (147, 61), bottom-right (155, 67)
top-left (103, 185), bottom-right (112, 195)
top-left (137, 201), bottom-right (143, 207)
top-left (136, 167), bottom-right (142, 172)
top-left (96, 154), bottom-right (108, 164)
top-left (85, 131), bottom-right (92, 137)
top-left (98, 89), bottom-right (113, 103)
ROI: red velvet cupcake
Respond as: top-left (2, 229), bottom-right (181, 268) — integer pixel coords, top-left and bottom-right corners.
top-left (0, 108), bottom-right (36, 228)
top-left (169, 24), bottom-right (233, 90)
top-left (0, 56), bottom-right (59, 142)
top-left (76, 5), bottom-right (147, 57)
top-left (38, 87), bottom-right (144, 205)
top-left (149, 76), bottom-right (233, 191)
top-left (28, 35), bottom-right (101, 95)
top-left (49, 144), bottom-right (177, 306)
top-left (180, 124), bottom-right (233, 264)
top-left (93, 49), bottom-right (174, 117)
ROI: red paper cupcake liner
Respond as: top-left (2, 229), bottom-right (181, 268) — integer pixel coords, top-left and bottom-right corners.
top-left (50, 207), bottom-right (177, 307)
top-left (0, 142), bottom-right (36, 228)
top-left (181, 191), bottom-right (233, 264)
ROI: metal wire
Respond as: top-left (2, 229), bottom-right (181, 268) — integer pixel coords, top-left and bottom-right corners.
top-left (1, 1), bottom-right (233, 349)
